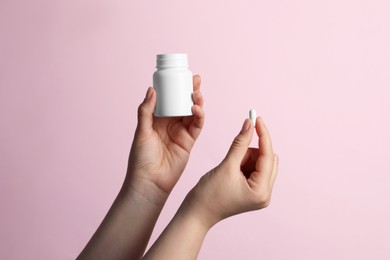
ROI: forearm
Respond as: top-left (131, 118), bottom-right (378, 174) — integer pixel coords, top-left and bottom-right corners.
top-left (78, 182), bottom-right (168, 260)
top-left (143, 201), bottom-right (211, 260)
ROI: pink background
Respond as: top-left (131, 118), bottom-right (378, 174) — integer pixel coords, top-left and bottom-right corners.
top-left (1, 0), bottom-right (390, 259)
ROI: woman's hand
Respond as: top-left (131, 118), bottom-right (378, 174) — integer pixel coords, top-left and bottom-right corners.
top-left (182, 117), bottom-right (278, 228)
top-left (143, 116), bottom-right (278, 260)
top-left (125, 75), bottom-right (205, 199)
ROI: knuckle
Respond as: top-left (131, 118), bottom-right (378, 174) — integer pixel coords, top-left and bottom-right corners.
top-left (232, 136), bottom-right (245, 149)
top-left (262, 196), bottom-right (271, 208)
top-left (137, 103), bottom-right (147, 117)
top-left (252, 189), bottom-right (271, 209)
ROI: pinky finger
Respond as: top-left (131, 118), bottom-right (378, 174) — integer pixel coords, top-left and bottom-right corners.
top-left (188, 105), bottom-right (205, 140)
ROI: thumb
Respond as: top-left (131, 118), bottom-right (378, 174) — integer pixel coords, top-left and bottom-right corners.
top-left (224, 119), bottom-right (254, 165)
top-left (136, 87), bottom-right (156, 134)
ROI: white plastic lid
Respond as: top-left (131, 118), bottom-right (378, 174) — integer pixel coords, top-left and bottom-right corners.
top-left (156, 53), bottom-right (188, 68)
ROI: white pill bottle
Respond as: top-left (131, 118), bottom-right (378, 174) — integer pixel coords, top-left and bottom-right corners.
top-left (153, 53), bottom-right (194, 117)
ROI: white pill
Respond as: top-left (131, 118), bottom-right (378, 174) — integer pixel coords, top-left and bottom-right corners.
top-left (249, 109), bottom-right (256, 128)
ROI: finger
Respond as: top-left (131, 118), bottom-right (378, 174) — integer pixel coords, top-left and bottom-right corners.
top-left (192, 90), bottom-right (204, 108)
top-left (225, 119), bottom-right (254, 165)
top-left (270, 154), bottom-right (279, 188)
top-left (136, 87), bottom-right (156, 134)
top-left (250, 118), bottom-right (274, 186)
top-left (256, 117), bottom-right (274, 156)
top-left (188, 105), bottom-right (205, 140)
top-left (193, 75), bottom-right (201, 92)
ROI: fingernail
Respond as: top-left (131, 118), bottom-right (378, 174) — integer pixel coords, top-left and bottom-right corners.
top-left (241, 119), bottom-right (251, 133)
top-left (145, 87), bottom-right (153, 101)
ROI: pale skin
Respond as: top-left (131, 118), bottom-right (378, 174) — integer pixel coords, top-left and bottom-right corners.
top-left (78, 74), bottom-right (279, 259)
top-left (77, 75), bottom-right (205, 260)
top-left (143, 117), bottom-right (279, 260)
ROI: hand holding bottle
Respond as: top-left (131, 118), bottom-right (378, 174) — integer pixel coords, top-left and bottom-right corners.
top-left (125, 75), bottom-right (205, 199)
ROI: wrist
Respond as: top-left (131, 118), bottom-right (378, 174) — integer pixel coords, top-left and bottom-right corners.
top-left (177, 191), bottom-right (219, 231)
top-left (175, 203), bottom-right (212, 237)
top-left (120, 176), bottom-right (169, 208)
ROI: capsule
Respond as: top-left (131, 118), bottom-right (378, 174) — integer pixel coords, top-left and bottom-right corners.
top-left (249, 109), bottom-right (256, 128)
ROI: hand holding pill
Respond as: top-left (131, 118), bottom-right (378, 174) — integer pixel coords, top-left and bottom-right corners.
top-left (179, 115), bottom-right (279, 228)
top-left (143, 114), bottom-right (279, 260)
top-left (80, 70), bottom-right (278, 260)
